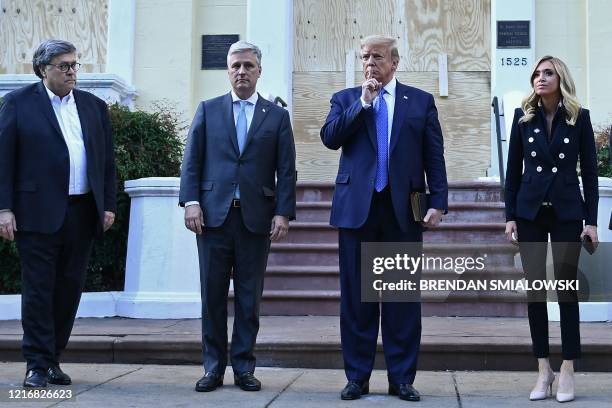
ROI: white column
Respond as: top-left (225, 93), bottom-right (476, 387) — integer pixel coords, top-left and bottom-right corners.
top-left (106, 0), bottom-right (136, 85)
top-left (489, 0), bottom-right (536, 176)
top-left (246, 0), bottom-right (293, 115)
top-left (116, 177), bottom-right (201, 318)
top-left (104, 0), bottom-right (137, 107)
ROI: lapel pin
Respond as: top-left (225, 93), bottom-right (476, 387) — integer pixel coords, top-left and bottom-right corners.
top-left (403, 95), bottom-right (408, 100)
top-left (262, 108), bottom-right (266, 113)
top-left (534, 128), bottom-right (540, 134)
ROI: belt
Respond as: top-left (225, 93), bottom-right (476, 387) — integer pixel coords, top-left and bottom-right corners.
top-left (541, 201), bottom-right (553, 207)
top-left (231, 199), bottom-right (241, 208)
top-left (68, 192), bottom-right (92, 204)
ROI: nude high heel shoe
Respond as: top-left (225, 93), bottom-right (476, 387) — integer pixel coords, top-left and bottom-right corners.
top-left (530, 358), bottom-right (555, 401)
top-left (556, 360), bottom-right (575, 403)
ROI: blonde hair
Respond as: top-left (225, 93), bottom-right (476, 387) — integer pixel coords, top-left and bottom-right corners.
top-left (519, 55), bottom-right (581, 125)
top-left (360, 35), bottom-right (400, 62)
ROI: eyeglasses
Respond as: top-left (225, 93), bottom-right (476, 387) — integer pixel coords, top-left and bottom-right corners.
top-left (47, 62), bottom-right (81, 73)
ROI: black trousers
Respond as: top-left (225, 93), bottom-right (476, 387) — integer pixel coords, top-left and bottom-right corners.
top-left (339, 187), bottom-right (423, 384)
top-left (16, 193), bottom-right (97, 371)
top-left (517, 206), bottom-right (582, 360)
top-left (196, 206), bottom-right (270, 375)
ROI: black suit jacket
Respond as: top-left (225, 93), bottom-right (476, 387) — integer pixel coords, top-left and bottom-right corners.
top-left (0, 81), bottom-right (117, 234)
top-left (505, 107), bottom-right (598, 225)
top-left (179, 92), bottom-right (296, 234)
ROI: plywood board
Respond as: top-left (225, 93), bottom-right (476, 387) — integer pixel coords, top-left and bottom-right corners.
top-left (294, 0), bottom-right (490, 72)
top-left (293, 71), bottom-right (490, 180)
top-left (0, 0), bottom-right (108, 74)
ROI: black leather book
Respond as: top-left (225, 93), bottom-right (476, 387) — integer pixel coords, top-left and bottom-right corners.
top-left (410, 192), bottom-right (429, 222)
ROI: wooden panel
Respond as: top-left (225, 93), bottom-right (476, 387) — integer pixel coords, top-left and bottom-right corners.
top-left (404, 0), bottom-right (490, 71)
top-left (296, 142), bottom-right (340, 181)
top-left (293, 71), bottom-right (490, 180)
top-left (0, 0), bottom-right (108, 74)
top-left (294, 0), bottom-right (490, 72)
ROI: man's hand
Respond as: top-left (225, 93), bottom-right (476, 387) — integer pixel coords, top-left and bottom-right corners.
top-left (361, 72), bottom-right (382, 105)
top-left (270, 215), bottom-right (289, 241)
top-left (505, 221), bottom-right (518, 246)
top-left (0, 211), bottom-right (17, 241)
top-left (185, 204), bottom-right (204, 235)
top-left (103, 211), bottom-right (115, 232)
top-left (581, 224), bottom-right (599, 248)
top-left (421, 208), bottom-right (443, 228)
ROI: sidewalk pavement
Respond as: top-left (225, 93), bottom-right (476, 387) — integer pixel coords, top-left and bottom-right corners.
top-left (1, 363), bottom-right (611, 407)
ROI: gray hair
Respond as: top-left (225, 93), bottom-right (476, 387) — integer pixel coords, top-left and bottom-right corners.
top-left (227, 41), bottom-right (262, 67)
top-left (361, 35), bottom-right (400, 62)
top-left (32, 39), bottom-right (77, 79)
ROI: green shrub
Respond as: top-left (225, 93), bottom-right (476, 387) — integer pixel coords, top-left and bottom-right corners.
top-left (0, 101), bottom-right (185, 294)
top-left (594, 125), bottom-right (611, 178)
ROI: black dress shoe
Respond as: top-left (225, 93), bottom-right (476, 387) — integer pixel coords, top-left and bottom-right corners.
top-left (195, 372), bottom-right (223, 392)
top-left (340, 380), bottom-right (369, 400)
top-left (47, 365), bottom-right (72, 385)
top-left (23, 370), bottom-right (47, 388)
top-left (233, 372), bottom-right (261, 391)
top-left (389, 383), bottom-right (421, 401)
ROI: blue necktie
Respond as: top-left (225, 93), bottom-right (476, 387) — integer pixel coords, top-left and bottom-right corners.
top-left (375, 89), bottom-right (388, 192)
top-left (235, 100), bottom-right (248, 198)
top-left (236, 100), bottom-right (248, 154)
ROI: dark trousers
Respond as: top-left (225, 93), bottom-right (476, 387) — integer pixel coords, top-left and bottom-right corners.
top-left (338, 187), bottom-right (422, 384)
top-left (16, 194), bottom-right (97, 371)
top-left (196, 207), bottom-right (270, 375)
top-left (517, 206), bottom-right (582, 360)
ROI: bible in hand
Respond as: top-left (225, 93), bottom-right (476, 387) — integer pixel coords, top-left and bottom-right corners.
top-left (410, 192), bottom-right (429, 222)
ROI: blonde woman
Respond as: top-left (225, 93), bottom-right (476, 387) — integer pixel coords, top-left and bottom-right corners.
top-left (504, 56), bottom-right (599, 402)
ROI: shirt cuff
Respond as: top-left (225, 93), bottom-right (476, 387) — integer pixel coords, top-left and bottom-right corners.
top-left (0, 209), bottom-right (11, 213)
top-left (185, 201), bottom-right (200, 207)
top-left (360, 97), bottom-right (372, 109)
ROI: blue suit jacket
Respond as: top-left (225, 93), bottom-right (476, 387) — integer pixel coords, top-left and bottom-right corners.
top-left (320, 81), bottom-right (448, 232)
top-left (0, 81), bottom-right (117, 234)
top-left (504, 107), bottom-right (598, 225)
top-left (179, 93), bottom-right (296, 234)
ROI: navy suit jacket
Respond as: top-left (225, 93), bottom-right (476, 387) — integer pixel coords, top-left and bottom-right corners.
top-left (320, 81), bottom-right (448, 232)
top-left (179, 92), bottom-right (296, 234)
top-left (504, 107), bottom-right (598, 225)
top-left (0, 81), bottom-right (117, 234)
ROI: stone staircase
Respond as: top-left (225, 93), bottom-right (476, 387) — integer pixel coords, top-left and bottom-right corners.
top-left (230, 180), bottom-right (526, 317)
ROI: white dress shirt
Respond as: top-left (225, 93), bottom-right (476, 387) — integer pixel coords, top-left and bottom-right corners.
top-left (185, 91), bottom-right (259, 207)
top-left (45, 84), bottom-right (89, 195)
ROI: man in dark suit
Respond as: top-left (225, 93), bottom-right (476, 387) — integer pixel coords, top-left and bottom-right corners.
top-left (320, 35), bottom-right (448, 401)
top-left (179, 41), bottom-right (296, 392)
top-left (0, 40), bottom-right (116, 387)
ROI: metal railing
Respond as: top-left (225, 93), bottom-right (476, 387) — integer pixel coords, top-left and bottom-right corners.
top-left (491, 96), bottom-right (505, 199)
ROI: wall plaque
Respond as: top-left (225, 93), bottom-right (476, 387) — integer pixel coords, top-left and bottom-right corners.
top-left (497, 21), bottom-right (530, 49)
top-left (201, 34), bottom-right (239, 69)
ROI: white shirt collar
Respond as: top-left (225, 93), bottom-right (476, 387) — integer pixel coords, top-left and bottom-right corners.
top-left (231, 90), bottom-right (259, 105)
top-left (44, 82), bottom-right (73, 103)
top-left (381, 77), bottom-right (397, 97)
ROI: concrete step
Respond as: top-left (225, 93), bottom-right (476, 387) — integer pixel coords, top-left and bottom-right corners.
top-left (296, 180), bottom-right (504, 204)
top-left (268, 243), bottom-right (518, 268)
top-left (263, 265), bottom-right (522, 291)
top-left (2, 316), bottom-right (611, 370)
top-left (264, 266), bottom-right (340, 291)
top-left (296, 201), bottom-right (506, 223)
top-left (268, 243), bottom-right (339, 266)
top-left (285, 222), bottom-right (507, 244)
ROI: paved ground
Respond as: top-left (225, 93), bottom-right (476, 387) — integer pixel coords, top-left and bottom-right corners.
top-left (1, 363), bottom-right (611, 407)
